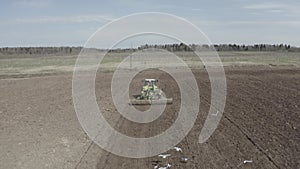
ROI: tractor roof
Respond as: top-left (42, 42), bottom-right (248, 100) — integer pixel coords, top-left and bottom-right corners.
top-left (144, 79), bottom-right (157, 82)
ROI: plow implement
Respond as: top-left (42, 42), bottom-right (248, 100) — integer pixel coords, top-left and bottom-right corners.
top-left (130, 97), bottom-right (173, 105)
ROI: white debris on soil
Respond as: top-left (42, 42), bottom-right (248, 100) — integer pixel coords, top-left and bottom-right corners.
top-left (172, 146), bottom-right (182, 152)
top-left (153, 163), bottom-right (171, 169)
top-left (180, 157), bottom-right (188, 163)
top-left (237, 159), bottom-right (253, 167)
top-left (158, 154), bottom-right (171, 159)
top-left (158, 163), bottom-right (171, 169)
top-left (243, 160), bottom-right (253, 164)
top-left (153, 146), bottom-right (189, 168)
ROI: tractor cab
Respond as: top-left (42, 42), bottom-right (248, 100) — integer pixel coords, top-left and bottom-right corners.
top-left (144, 79), bottom-right (158, 87)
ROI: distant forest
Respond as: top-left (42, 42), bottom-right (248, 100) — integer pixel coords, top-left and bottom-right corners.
top-left (0, 44), bottom-right (299, 55)
top-left (138, 43), bottom-right (299, 52)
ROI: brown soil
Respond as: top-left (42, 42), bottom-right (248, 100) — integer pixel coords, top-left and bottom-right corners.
top-left (0, 66), bottom-right (299, 169)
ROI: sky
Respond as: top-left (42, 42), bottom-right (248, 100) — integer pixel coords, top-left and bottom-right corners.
top-left (1, 0), bottom-right (300, 47)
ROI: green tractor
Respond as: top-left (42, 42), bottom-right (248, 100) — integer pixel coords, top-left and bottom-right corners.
top-left (130, 79), bottom-right (173, 105)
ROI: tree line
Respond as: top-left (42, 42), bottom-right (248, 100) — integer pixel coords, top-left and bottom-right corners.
top-left (0, 44), bottom-right (299, 55)
top-left (0, 47), bottom-right (83, 55)
top-left (138, 43), bottom-right (300, 52)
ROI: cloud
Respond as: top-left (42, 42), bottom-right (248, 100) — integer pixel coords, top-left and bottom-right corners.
top-left (245, 3), bottom-right (287, 10)
top-left (191, 8), bottom-right (202, 11)
top-left (12, 0), bottom-right (51, 8)
top-left (226, 21), bottom-right (300, 26)
top-left (190, 19), bottom-right (300, 27)
top-left (244, 2), bottom-right (300, 15)
top-left (15, 15), bottom-right (115, 24)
